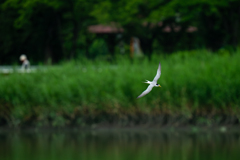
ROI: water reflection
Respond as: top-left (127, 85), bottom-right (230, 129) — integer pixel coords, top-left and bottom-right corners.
top-left (0, 129), bottom-right (240, 160)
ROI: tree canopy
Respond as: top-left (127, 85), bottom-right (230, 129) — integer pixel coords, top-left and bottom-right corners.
top-left (1, 0), bottom-right (240, 64)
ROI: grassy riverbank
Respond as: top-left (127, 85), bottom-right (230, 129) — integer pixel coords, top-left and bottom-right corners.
top-left (1, 50), bottom-right (240, 127)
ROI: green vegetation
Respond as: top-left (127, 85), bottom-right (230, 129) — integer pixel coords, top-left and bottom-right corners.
top-left (1, 50), bottom-right (240, 127)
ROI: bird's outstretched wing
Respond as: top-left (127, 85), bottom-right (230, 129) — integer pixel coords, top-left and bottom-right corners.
top-left (153, 62), bottom-right (161, 82)
top-left (137, 84), bottom-right (154, 99)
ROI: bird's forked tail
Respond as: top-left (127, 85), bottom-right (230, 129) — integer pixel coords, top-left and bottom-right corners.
top-left (143, 80), bottom-right (151, 84)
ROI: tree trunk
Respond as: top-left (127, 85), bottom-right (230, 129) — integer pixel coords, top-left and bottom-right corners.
top-left (107, 34), bottom-right (116, 58)
top-left (45, 44), bottom-right (52, 65)
top-left (233, 6), bottom-right (240, 47)
top-left (45, 28), bottom-right (53, 64)
top-left (70, 20), bottom-right (79, 59)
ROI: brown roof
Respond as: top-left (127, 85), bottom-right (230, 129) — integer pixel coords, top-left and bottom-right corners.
top-left (162, 26), bottom-right (197, 33)
top-left (88, 23), bottom-right (197, 34)
top-left (186, 26), bottom-right (198, 32)
top-left (88, 25), bottom-right (124, 33)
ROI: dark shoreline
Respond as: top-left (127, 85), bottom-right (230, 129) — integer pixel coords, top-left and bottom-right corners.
top-left (1, 110), bottom-right (240, 129)
top-left (0, 125), bottom-right (240, 134)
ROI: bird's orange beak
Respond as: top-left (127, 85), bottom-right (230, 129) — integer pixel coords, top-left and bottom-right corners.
top-left (159, 85), bottom-right (161, 87)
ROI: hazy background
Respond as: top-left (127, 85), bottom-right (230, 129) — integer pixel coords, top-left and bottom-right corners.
top-left (0, 0), bottom-right (239, 64)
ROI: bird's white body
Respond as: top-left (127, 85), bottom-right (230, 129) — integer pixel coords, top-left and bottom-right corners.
top-left (137, 63), bottom-right (161, 98)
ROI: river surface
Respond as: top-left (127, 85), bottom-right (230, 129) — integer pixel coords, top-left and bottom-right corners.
top-left (0, 128), bottom-right (240, 160)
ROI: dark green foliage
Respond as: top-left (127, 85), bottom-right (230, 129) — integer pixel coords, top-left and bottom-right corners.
top-left (1, 0), bottom-right (240, 64)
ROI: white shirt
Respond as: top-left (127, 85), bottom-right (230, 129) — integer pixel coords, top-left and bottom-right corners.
top-left (21, 59), bottom-right (30, 70)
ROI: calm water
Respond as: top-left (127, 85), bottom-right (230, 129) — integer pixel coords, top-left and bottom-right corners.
top-left (0, 129), bottom-right (240, 160)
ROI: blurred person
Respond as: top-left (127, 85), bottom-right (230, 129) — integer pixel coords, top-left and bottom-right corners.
top-left (130, 37), bottom-right (144, 59)
top-left (19, 54), bottom-right (30, 71)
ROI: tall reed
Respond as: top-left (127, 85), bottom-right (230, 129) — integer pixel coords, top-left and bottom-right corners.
top-left (0, 50), bottom-right (240, 124)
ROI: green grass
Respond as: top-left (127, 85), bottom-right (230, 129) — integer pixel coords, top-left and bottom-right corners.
top-left (1, 50), bottom-right (240, 127)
